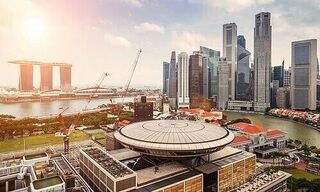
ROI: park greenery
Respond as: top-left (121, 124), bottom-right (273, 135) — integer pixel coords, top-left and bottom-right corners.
top-left (0, 110), bottom-right (133, 141)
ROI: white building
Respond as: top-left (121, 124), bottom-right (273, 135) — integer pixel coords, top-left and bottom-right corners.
top-left (177, 52), bottom-right (190, 108)
top-left (218, 58), bottom-right (229, 110)
top-left (223, 23), bottom-right (237, 100)
top-left (291, 39), bottom-right (317, 110)
top-left (254, 12), bottom-right (272, 111)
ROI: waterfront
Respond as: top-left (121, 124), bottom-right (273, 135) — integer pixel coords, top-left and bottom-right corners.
top-left (0, 97), bottom-right (134, 118)
top-left (224, 111), bottom-right (320, 147)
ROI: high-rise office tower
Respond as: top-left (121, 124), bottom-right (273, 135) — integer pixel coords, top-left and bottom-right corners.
top-left (60, 65), bottom-right (72, 91)
top-left (273, 60), bottom-right (284, 87)
top-left (40, 64), bottom-right (53, 91)
top-left (189, 52), bottom-right (207, 108)
top-left (168, 51), bottom-right (177, 107)
top-left (223, 23), bottom-right (237, 100)
top-left (237, 35), bottom-right (246, 49)
top-left (283, 68), bottom-right (291, 88)
top-left (291, 39), bottom-right (317, 110)
top-left (177, 52), bottom-right (190, 108)
top-left (162, 62), bottom-right (170, 95)
top-left (254, 12), bottom-right (272, 111)
top-left (218, 58), bottom-right (229, 110)
top-left (200, 46), bottom-right (220, 100)
top-left (19, 64), bottom-right (33, 91)
top-left (237, 39), bottom-right (251, 101)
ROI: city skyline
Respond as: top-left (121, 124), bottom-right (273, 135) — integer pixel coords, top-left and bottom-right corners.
top-left (0, 0), bottom-right (320, 88)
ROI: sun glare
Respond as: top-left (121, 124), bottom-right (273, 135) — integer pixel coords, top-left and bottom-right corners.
top-left (26, 18), bottom-right (45, 38)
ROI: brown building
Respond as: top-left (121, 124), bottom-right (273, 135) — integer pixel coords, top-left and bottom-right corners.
top-left (19, 64), bottom-right (33, 91)
top-left (189, 52), bottom-right (208, 109)
top-left (134, 96), bottom-right (153, 122)
top-left (60, 65), bottom-right (72, 91)
top-left (40, 64), bottom-right (53, 91)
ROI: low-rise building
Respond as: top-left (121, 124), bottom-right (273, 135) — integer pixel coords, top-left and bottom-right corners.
top-left (229, 122), bottom-right (288, 157)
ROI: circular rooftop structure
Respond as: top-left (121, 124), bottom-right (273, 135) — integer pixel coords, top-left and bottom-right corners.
top-left (114, 120), bottom-right (234, 158)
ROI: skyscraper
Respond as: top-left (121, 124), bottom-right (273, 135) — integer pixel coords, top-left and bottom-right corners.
top-left (237, 35), bottom-right (246, 49)
top-left (168, 51), bottom-right (177, 107)
top-left (254, 12), bottom-right (272, 111)
top-left (177, 52), bottom-right (190, 108)
top-left (283, 68), bottom-right (291, 87)
top-left (162, 61), bottom-right (170, 95)
top-left (19, 64), bottom-right (33, 91)
top-left (236, 41), bottom-right (251, 100)
top-left (273, 61), bottom-right (284, 87)
top-left (189, 52), bottom-right (207, 108)
top-left (60, 65), bottom-right (72, 91)
top-left (200, 46), bottom-right (220, 99)
top-left (218, 58), bottom-right (229, 110)
top-left (291, 39), bottom-right (317, 110)
top-left (40, 64), bottom-right (53, 91)
top-left (223, 23), bottom-right (237, 100)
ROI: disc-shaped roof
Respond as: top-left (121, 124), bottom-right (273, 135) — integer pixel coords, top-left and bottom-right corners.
top-left (114, 120), bottom-right (234, 157)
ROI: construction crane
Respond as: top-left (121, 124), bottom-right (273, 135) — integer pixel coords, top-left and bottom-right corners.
top-left (113, 49), bottom-right (142, 128)
top-left (56, 72), bottom-right (109, 154)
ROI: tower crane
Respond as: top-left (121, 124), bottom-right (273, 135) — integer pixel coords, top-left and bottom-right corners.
top-left (56, 72), bottom-right (109, 154)
top-left (113, 49), bottom-right (142, 128)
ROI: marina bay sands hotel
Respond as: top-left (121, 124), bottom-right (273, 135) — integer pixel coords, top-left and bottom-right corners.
top-left (10, 60), bottom-right (72, 92)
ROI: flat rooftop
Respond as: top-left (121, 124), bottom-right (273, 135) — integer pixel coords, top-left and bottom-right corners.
top-left (9, 60), bottom-right (72, 67)
top-left (32, 176), bottom-right (63, 190)
top-left (212, 150), bottom-right (255, 167)
top-left (54, 157), bottom-right (74, 177)
top-left (83, 147), bottom-right (134, 179)
top-left (24, 153), bottom-right (47, 160)
top-left (108, 148), bottom-right (140, 161)
top-left (136, 161), bottom-right (187, 186)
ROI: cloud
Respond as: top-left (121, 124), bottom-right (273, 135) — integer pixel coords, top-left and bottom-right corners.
top-left (134, 22), bottom-right (165, 33)
top-left (121, 0), bottom-right (144, 8)
top-left (171, 31), bottom-right (207, 53)
top-left (104, 33), bottom-right (131, 48)
top-left (192, 0), bottom-right (274, 12)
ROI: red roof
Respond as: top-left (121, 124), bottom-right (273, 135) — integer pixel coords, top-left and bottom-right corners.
top-left (232, 122), bottom-right (265, 134)
top-left (267, 129), bottom-right (286, 137)
top-left (232, 135), bottom-right (250, 144)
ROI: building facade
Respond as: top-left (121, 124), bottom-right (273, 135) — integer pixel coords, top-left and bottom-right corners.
top-left (237, 35), bottom-right (246, 49)
top-left (189, 52), bottom-right (207, 108)
top-left (40, 64), bottom-right (53, 91)
top-left (19, 64), bottom-right (33, 91)
top-left (273, 61), bottom-right (284, 87)
top-left (223, 23), bottom-right (237, 100)
top-left (60, 65), bottom-right (72, 91)
top-left (168, 51), bottom-right (177, 108)
top-left (237, 43), bottom-right (251, 100)
top-left (177, 52), bottom-right (190, 108)
top-left (218, 58), bottom-right (229, 110)
top-left (254, 12), bottom-right (272, 111)
top-left (200, 46), bottom-right (221, 100)
top-left (283, 68), bottom-right (291, 87)
top-left (291, 39), bottom-right (317, 110)
top-left (162, 61), bottom-right (170, 95)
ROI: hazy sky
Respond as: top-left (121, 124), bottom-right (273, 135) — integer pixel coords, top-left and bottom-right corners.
top-left (0, 0), bottom-right (319, 89)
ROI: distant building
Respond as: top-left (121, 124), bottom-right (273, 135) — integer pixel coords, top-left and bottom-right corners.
top-left (133, 95), bottom-right (153, 122)
top-left (283, 68), bottom-right (291, 87)
top-left (237, 35), bottom-right (246, 49)
top-left (60, 65), bottom-right (72, 91)
top-left (223, 23), bottom-right (237, 100)
top-left (40, 64), bottom-right (53, 91)
top-left (291, 39), bottom-right (317, 110)
top-left (189, 52), bottom-right (208, 108)
top-left (162, 61), bottom-right (170, 95)
top-left (218, 58), bottom-right (229, 110)
top-left (229, 122), bottom-right (288, 158)
top-left (271, 80), bottom-right (279, 108)
top-left (236, 42), bottom-right (251, 100)
top-left (200, 46), bottom-right (220, 101)
top-left (19, 64), bottom-right (33, 91)
top-left (254, 12), bottom-right (272, 111)
top-left (177, 52), bottom-right (190, 108)
top-left (276, 87), bottom-right (290, 108)
top-left (168, 51), bottom-right (177, 108)
top-left (273, 61), bottom-right (285, 87)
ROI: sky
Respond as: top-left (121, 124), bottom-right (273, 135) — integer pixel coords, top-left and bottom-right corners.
top-left (0, 0), bottom-right (319, 89)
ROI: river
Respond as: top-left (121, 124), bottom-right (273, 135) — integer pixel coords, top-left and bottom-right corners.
top-left (0, 97), bottom-right (134, 118)
top-left (224, 111), bottom-right (320, 147)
